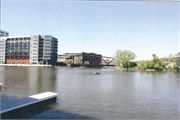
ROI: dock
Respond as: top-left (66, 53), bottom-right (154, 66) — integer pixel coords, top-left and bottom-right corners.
top-left (0, 92), bottom-right (59, 119)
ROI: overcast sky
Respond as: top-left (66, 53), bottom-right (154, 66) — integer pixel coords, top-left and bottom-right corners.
top-left (1, 0), bottom-right (180, 60)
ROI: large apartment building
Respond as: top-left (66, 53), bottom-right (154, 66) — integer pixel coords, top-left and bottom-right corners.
top-left (0, 35), bottom-right (58, 65)
top-left (0, 30), bottom-right (9, 37)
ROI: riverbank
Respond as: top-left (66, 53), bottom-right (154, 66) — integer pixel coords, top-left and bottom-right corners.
top-left (112, 67), bottom-right (154, 71)
top-left (110, 67), bottom-right (178, 72)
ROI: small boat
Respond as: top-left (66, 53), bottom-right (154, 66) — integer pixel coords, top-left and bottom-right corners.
top-left (86, 71), bottom-right (92, 74)
top-left (94, 72), bottom-right (100, 75)
top-left (86, 71), bottom-right (100, 75)
top-left (0, 83), bottom-right (3, 90)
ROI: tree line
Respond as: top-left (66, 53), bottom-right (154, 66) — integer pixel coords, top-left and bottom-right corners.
top-left (113, 49), bottom-right (179, 72)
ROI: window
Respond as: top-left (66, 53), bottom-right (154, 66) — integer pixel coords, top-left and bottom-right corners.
top-left (45, 39), bottom-right (51, 41)
top-left (45, 42), bottom-right (50, 45)
top-left (44, 56), bottom-right (50, 58)
top-left (44, 49), bottom-right (50, 52)
top-left (44, 53), bottom-right (50, 55)
top-left (45, 46), bottom-right (51, 48)
top-left (45, 36), bottom-right (51, 38)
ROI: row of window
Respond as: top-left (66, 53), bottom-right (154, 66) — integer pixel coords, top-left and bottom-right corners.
top-left (45, 39), bottom-right (51, 42)
top-left (7, 50), bottom-right (29, 52)
top-left (7, 38), bottom-right (30, 40)
top-left (7, 43), bottom-right (29, 45)
top-left (7, 41), bottom-right (30, 43)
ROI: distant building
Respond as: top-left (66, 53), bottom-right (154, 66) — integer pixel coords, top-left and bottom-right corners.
top-left (57, 52), bottom-right (102, 66)
top-left (0, 30), bottom-right (9, 37)
top-left (0, 35), bottom-right (58, 65)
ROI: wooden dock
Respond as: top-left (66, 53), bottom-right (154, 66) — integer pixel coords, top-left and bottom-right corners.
top-left (0, 92), bottom-right (59, 119)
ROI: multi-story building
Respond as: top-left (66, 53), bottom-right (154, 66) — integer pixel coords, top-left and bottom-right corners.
top-left (57, 52), bottom-right (102, 66)
top-left (0, 35), bottom-right (58, 65)
top-left (0, 30), bottom-right (9, 37)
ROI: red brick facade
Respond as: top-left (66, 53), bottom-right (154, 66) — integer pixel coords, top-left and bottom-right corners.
top-left (6, 56), bottom-right (29, 64)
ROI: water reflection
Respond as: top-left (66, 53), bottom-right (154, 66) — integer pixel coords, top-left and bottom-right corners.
top-left (28, 67), bottom-right (57, 95)
top-left (1, 67), bottom-right (56, 98)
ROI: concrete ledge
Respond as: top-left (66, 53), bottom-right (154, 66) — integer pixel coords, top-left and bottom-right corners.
top-left (0, 64), bottom-right (53, 67)
top-left (1, 92), bottom-right (58, 119)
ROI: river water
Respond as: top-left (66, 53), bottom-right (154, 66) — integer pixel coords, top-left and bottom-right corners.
top-left (0, 66), bottom-right (180, 119)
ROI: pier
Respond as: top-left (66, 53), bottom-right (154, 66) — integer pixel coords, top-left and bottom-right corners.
top-left (0, 92), bottom-right (58, 119)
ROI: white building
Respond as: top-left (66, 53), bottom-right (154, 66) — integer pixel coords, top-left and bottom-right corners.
top-left (0, 35), bottom-right (58, 65)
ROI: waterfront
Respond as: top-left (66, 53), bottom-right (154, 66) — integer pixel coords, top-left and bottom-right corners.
top-left (0, 66), bottom-right (180, 119)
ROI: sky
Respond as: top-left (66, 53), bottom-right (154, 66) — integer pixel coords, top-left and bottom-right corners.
top-left (1, 0), bottom-right (180, 61)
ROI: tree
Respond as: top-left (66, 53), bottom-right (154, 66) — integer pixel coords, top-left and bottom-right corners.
top-left (152, 54), bottom-right (166, 71)
top-left (114, 49), bottom-right (122, 66)
top-left (114, 49), bottom-right (136, 70)
top-left (138, 54), bottom-right (166, 71)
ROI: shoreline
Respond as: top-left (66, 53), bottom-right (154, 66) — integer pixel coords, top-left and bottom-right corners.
top-left (111, 67), bottom-right (178, 72)
top-left (0, 64), bottom-right (179, 72)
top-left (0, 64), bottom-right (53, 67)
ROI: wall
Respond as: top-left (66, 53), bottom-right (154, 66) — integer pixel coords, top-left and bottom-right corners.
top-left (6, 57), bottom-right (29, 64)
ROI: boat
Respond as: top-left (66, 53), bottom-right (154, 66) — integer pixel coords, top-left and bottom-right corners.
top-left (86, 71), bottom-right (92, 74)
top-left (0, 83), bottom-right (3, 90)
top-left (86, 71), bottom-right (100, 75)
top-left (94, 72), bottom-right (100, 75)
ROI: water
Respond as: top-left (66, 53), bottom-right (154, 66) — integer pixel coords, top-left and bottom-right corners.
top-left (0, 66), bottom-right (180, 119)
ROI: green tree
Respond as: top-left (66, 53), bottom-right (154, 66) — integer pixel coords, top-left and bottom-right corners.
top-left (114, 49), bottom-right (122, 66)
top-left (129, 62), bottom-right (137, 67)
top-left (152, 55), bottom-right (166, 71)
top-left (114, 49), bottom-right (136, 70)
top-left (138, 54), bottom-right (166, 71)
